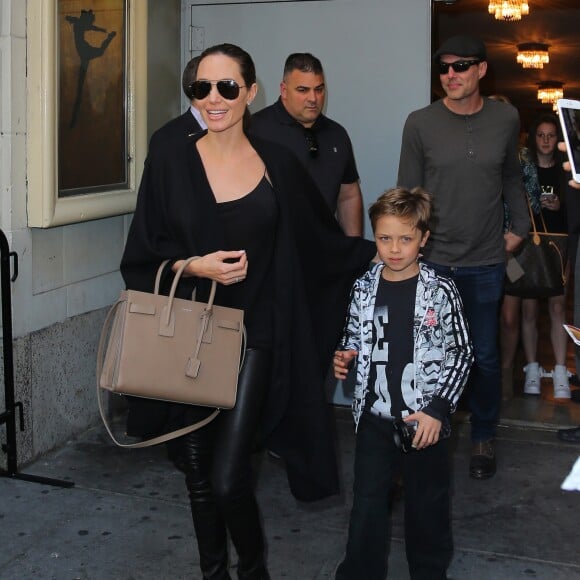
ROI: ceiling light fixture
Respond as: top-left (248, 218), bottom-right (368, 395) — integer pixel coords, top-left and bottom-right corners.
top-left (489, 1), bottom-right (530, 21)
top-left (537, 81), bottom-right (564, 111)
top-left (516, 42), bottom-right (550, 69)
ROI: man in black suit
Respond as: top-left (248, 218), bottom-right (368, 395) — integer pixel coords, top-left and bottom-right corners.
top-left (149, 56), bottom-right (206, 149)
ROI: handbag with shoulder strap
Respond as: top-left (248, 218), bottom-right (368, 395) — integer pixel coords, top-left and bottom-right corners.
top-left (97, 257), bottom-right (245, 448)
top-left (504, 197), bottom-right (568, 299)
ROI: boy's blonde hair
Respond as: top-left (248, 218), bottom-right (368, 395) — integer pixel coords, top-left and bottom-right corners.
top-left (369, 186), bottom-right (432, 234)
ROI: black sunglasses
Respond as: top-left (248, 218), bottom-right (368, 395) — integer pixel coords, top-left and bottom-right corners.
top-left (438, 59), bottom-right (480, 74)
top-left (189, 79), bottom-right (246, 100)
top-left (304, 128), bottom-right (318, 157)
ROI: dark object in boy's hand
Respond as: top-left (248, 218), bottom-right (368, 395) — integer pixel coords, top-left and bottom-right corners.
top-left (393, 419), bottom-right (418, 453)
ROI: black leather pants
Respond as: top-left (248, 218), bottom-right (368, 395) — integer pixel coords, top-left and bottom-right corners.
top-left (167, 348), bottom-right (272, 580)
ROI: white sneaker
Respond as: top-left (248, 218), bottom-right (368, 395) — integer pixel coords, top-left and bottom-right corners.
top-left (524, 362), bottom-right (541, 395)
top-left (553, 365), bottom-right (571, 399)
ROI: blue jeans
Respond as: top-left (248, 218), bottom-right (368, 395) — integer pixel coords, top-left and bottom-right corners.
top-left (335, 412), bottom-right (451, 580)
top-left (423, 261), bottom-right (505, 442)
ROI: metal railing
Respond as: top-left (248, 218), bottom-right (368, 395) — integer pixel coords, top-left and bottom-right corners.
top-left (0, 228), bottom-right (73, 487)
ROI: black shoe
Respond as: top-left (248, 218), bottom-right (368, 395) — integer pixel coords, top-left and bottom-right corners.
top-left (557, 426), bottom-right (580, 443)
top-left (569, 374), bottom-right (580, 387)
top-left (469, 440), bottom-right (496, 480)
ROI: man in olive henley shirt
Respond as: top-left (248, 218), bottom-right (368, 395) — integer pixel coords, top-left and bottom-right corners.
top-left (398, 35), bottom-right (529, 480)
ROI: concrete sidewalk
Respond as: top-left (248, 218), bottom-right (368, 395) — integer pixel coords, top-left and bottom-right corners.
top-left (1, 409), bottom-right (579, 580)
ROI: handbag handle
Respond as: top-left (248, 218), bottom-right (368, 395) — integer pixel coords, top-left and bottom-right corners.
top-left (157, 257), bottom-right (246, 373)
top-left (154, 257), bottom-right (211, 316)
top-left (163, 257), bottom-right (217, 328)
top-left (157, 258), bottom-right (242, 374)
top-left (153, 258), bottom-right (214, 341)
top-left (154, 259), bottom-right (171, 294)
top-left (524, 194), bottom-right (550, 244)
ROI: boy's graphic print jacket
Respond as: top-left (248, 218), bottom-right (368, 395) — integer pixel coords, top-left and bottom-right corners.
top-left (338, 262), bottom-right (474, 436)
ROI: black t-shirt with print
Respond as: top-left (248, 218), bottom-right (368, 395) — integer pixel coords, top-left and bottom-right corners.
top-left (536, 165), bottom-right (567, 233)
top-left (366, 274), bottom-right (417, 420)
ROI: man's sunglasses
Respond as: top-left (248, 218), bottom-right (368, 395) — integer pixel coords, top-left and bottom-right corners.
top-left (304, 128), bottom-right (318, 157)
top-left (438, 59), bottom-right (480, 74)
top-left (189, 80), bottom-right (246, 100)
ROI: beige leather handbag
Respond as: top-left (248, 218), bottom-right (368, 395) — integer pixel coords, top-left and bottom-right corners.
top-left (97, 257), bottom-right (245, 447)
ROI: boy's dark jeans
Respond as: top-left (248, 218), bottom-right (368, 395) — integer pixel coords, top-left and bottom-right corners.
top-left (335, 412), bottom-right (451, 580)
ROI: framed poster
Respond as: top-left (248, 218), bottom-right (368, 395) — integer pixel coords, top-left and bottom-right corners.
top-left (27, 0), bottom-right (147, 227)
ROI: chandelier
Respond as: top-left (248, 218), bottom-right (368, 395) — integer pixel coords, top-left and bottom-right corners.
top-left (488, 1), bottom-right (530, 21)
top-left (517, 43), bottom-right (549, 69)
top-left (537, 81), bottom-right (564, 111)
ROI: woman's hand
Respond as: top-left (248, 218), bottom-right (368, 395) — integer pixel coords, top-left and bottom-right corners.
top-left (174, 250), bottom-right (248, 285)
top-left (333, 350), bottom-right (358, 380)
top-left (405, 411), bottom-right (441, 450)
top-left (540, 194), bottom-right (561, 211)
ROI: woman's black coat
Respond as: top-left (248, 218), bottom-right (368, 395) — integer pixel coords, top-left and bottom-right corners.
top-left (120, 132), bottom-right (375, 501)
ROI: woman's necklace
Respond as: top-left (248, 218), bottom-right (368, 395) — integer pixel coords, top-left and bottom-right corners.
top-left (537, 154), bottom-right (555, 168)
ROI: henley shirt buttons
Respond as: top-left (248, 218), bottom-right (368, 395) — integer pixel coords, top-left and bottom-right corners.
top-left (466, 138), bottom-right (475, 158)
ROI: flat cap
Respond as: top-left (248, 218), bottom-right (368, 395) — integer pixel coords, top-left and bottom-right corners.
top-left (434, 35), bottom-right (487, 61)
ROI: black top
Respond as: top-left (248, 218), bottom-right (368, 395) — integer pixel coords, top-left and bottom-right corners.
top-left (536, 165), bottom-right (567, 233)
top-left (367, 275), bottom-right (417, 419)
top-left (216, 176), bottom-right (277, 348)
top-left (250, 98), bottom-right (359, 212)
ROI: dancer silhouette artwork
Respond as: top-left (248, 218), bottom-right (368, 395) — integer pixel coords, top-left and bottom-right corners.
top-left (65, 9), bottom-right (116, 128)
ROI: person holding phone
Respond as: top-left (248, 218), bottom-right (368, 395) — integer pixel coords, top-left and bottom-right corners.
top-left (557, 140), bottom-right (580, 444)
top-left (501, 113), bottom-right (570, 400)
top-left (559, 103), bottom-right (580, 182)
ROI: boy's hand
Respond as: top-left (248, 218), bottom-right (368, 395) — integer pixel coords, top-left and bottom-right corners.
top-left (333, 350), bottom-right (358, 380)
top-left (405, 411), bottom-right (441, 450)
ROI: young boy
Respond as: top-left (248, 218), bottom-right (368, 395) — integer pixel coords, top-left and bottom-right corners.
top-left (334, 187), bottom-right (473, 580)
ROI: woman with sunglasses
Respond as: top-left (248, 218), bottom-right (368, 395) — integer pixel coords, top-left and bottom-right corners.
top-left (121, 43), bottom-right (375, 579)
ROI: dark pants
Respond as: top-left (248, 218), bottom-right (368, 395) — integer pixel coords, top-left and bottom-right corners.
top-left (167, 349), bottom-right (272, 580)
top-left (336, 412), bottom-right (451, 580)
top-left (573, 237), bottom-right (580, 374)
top-left (424, 261), bottom-right (505, 442)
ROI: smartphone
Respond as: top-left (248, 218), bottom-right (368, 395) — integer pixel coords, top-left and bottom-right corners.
top-left (563, 324), bottom-right (580, 346)
top-left (557, 98), bottom-right (580, 182)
